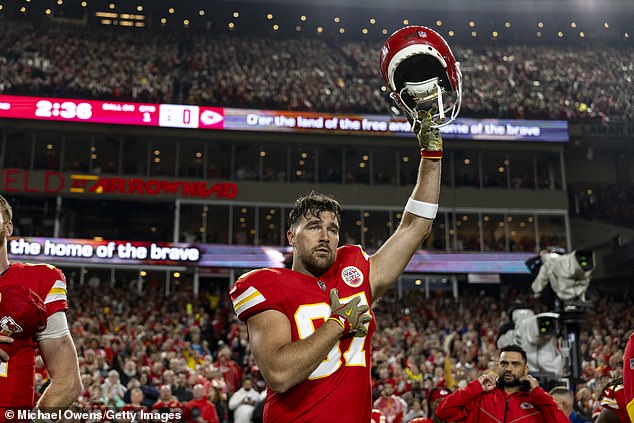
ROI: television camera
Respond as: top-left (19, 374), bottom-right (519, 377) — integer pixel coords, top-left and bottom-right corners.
top-left (497, 247), bottom-right (594, 384)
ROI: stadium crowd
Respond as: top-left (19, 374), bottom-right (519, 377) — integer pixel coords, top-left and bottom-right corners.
top-left (1, 20), bottom-right (633, 122)
top-left (45, 278), bottom-right (631, 422)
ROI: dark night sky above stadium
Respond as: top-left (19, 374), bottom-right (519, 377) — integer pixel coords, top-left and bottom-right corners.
top-left (4, 0), bottom-right (632, 43)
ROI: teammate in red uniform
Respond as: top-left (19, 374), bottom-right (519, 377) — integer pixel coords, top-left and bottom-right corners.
top-left (230, 109), bottom-right (442, 421)
top-left (594, 377), bottom-right (630, 423)
top-left (0, 194), bottom-right (82, 418)
top-left (624, 330), bottom-right (634, 422)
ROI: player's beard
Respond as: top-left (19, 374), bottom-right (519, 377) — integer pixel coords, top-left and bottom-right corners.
top-left (296, 244), bottom-right (336, 277)
top-left (499, 372), bottom-right (521, 388)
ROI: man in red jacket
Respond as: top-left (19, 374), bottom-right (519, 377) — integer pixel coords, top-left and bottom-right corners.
top-left (435, 344), bottom-right (569, 423)
top-left (184, 384), bottom-right (219, 423)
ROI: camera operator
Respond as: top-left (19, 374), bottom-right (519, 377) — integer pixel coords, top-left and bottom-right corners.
top-left (435, 345), bottom-right (569, 423)
top-left (530, 248), bottom-right (594, 309)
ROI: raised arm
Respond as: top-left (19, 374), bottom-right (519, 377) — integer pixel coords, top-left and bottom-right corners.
top-left (369, 111), bottom-right (442, 299)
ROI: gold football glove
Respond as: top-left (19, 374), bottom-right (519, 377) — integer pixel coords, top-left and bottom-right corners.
top-left (408, 107), bottom-right (443, 159)
top-left (328, 289), bottom-right (371, 338)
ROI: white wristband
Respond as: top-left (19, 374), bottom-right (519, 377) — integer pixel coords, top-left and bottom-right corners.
top-left (405, 198), bottom-right (438, 219)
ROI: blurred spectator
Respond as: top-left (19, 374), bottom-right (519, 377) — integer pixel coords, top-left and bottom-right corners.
top-left (172, 372), bottom-right (194, 403)
top-left (101, 369), bottom-right (126, 409)
top-left (374, 382), bottom-right (408, 423)
top-left (118, 359), bottom-right (139, 387)
top-left (403, 399), bottom-right (425, 422)
top-left (151, 384), bottom-right (184, 415)
top-left (214, 345), bottom-right (242, 394)
top-left (227, 376), bottom-right (260, 423)
top-left (183, 384), bottom-right (220, 423)
top-left (208, 386), bottom-right (229, 423)
top-left (550, 387), bottom-right (591, 423)
top-left (121, 387), bottom-right (149, 416)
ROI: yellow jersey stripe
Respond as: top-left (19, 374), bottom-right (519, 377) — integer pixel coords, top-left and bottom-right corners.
top-left (48, 287), bottom-right (67, 296)
top-left (232, 286), bottom-right (265, 316)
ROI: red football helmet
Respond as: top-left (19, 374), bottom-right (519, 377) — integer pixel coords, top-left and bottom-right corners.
top-left (380, 25), bottom-right (462, 128)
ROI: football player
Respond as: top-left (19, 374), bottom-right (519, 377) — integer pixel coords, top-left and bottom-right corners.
top-left (595, 377), bottom-right (630, 423)
top-left (0, 194), bottom-right (82, 419)
top-left (230, 25), bottom-right (460, 423)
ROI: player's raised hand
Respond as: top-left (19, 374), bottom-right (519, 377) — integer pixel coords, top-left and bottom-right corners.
top-left (328, 289), bottom-right (371, 337)
top-left (408, 107), bottom-right (443, 159)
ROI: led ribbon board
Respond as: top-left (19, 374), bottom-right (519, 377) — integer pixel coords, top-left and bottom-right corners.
top-left (0, 94), bottom-right (568, 142)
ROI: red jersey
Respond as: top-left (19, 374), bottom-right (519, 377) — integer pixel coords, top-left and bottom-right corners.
top-left (0, 263), bottom-right (67, 409)
top-left (599, 380), bottom-right (629, 423)
top-left (230, 245), bottom-right (375, 423)
top-left (624, 331), bottom-right (634, 422)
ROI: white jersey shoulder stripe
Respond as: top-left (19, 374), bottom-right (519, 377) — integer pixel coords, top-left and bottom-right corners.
top-left (45, 293), bottom-right (67, 304)
top-left (232, 286), bottom-right (265, 316)
top-left (52, 280), bottom-right (67, 290)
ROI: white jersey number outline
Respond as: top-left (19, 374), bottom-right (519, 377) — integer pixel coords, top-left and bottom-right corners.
top-left (294, 293), bottom-right (370, 379)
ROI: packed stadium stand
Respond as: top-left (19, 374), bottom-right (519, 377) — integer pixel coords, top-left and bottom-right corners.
top-left (2, 20), bottom-right (633, 121)
top-left (1, 0), bottom-right (633, 421)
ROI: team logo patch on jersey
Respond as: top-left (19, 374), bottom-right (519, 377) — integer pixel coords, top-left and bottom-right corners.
top-left (630, 357), bottom-right (634, 370)
top-left (520, 402), bottom-right (535, 410)
top-left (0, 316), bottom-right (23, 336)
top-left (341, 266), bottom-right (363, 288)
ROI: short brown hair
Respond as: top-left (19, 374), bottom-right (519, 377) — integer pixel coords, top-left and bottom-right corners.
top-left (0, 195), bottom-right (12, 224)
top-left (287, 192), bottom-right (341, 229)
top-left (499, 344), bottom-right (527, 364)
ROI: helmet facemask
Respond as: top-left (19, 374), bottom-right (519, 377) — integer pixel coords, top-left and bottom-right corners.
top-left (390, 51), bottom-right (462, 129)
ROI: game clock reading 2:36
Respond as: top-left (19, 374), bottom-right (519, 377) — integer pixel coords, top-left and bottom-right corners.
top-left (35, 99), bottom-right (93, 120)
